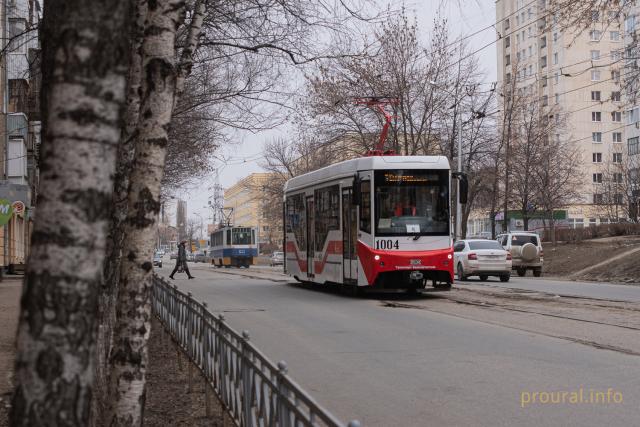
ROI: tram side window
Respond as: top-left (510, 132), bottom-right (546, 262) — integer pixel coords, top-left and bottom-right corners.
top-left (212, 231), bottom-right (223, 247)
top-left (359, 180), bottom-right (371, 233)
top-left (226, 229), bottom-right (231, 245)
top-left (314, 185), bottom-right (340, 252)
top-left (286, 194), bottom-right (306, 251)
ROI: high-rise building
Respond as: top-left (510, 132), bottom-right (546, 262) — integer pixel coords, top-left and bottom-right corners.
top-left (176, 200), bottom-right (187, 241)
top-left (623, 3), bottom-right (640, 220)
top-left (496, 0), bottom-right (625, 226)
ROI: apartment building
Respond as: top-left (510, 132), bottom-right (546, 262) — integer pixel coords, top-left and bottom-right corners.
top-left (0, 0), bottom-right (41, 271)
top-left (624, 3), bottom-right (640, 220)
top-left (496, 0), bottom-right (626, 227)
top-left (223, 173), bottom-right (282, 250)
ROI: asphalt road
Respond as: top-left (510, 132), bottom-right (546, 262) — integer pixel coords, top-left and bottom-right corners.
top-left (459, 276), bottom-right (640, 302)
top-left (159, 263), bottom-right (640, 427)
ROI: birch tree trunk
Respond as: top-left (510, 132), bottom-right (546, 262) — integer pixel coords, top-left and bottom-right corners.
top-left (94, 1), bottom-right (148, 425)
top-left (10, 0), bottom-right (131, 425)
top-left (107, 0), bottom-right (192, 424)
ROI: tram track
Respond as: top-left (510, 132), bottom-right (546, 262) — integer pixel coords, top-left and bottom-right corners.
top-left (381, 290), bottom-right (640, 356)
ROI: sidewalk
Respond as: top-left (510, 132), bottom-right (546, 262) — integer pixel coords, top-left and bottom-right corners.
top-left (0, 277), bottom-right (22, 427)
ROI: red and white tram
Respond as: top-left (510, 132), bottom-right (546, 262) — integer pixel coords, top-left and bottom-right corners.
top-left (283, 155), bottom-right (455, 292)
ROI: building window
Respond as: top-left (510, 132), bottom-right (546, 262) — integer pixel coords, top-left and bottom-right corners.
top-left (540, 36), bottom-right (547, 48)
top-left (592, 111), bottom-right (602, 121)
top-left (592, 132), bottom-right (602, 142)
top-left (610, 31), bottom-right (620, 41)
top-left (611, 70), bottom-right (620, 83)
top-left (505, 36), bottom-right (511, 48)
top-left (613, 193), bottom-right (623, 204)
top-left (542, 95), bottom-right (548, 106)
top-left (8, 19), bottom-right (26, 54)
top-left (611, 91), bottom-right (621, 102)
top-left (626, 15), bottom-right (636, 33)
top-left (629, 137), bottom-right (640, 155)
top-left (555, 93), bottom-right (559, 104)
top-left (592, 153), bottom-right (602, 163)
top-left (542, 75), bottom-right (547, 87)
top-left (504, 18), bottom-right (510, 31)
top-left (505, 54), bottom-right (511, 66)
top-left (529, 46), bottom-right (533, 57)
top-left (591, 70), bottom-right (600, 81)
top-left (554, 72), bottom-right (559, 84)
top-left (613, 173), bottom-right (623, 183)
top-left (628, 107), bottom-right (640, 124)
top-left (541, 56), bottom-right (547, 68)
top-left (553, 52), bottom-right (559, 64)
top-left (611, 50), bottom-right (621, 61)
top-left (553, 32), bottom-right (558, 42)
top-left (593, 173), bottom-right (603, 183)
top-left (613, 153), bottom-right (623, 163)
top-left (590, 30), bottom-right (601, 41)
top-left (591, 50), bottom-right (601, 60)
top-left (506, 73), bottom-right (512, 84)
top-left (612, 111), bottom-right (622, 122)
top-left (591, 91), bottom-right (601, 101)
top-left (592, 11), bottom-right (600, 22)
top-left (593, 194), bottom-right (604, 204)
top-left (613, 132), bottom-right (622, 143)
top-left (528, 64), bottom-right (533, 76)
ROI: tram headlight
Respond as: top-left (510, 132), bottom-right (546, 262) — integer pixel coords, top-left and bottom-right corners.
top-left (374, 255), bottom-right (381, 261)
top-left (447, 254), bottom-right (452, 260)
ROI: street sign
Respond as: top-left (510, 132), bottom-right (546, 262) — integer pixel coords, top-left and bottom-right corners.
top-left (0, 199), bottom-right (13, 225)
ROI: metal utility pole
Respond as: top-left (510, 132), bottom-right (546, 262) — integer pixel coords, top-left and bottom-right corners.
top-left (456, 110), bottom-right (463, 240)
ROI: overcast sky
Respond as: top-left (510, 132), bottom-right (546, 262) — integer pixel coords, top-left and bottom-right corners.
top-left (180, 0), bottom-right (497, 231)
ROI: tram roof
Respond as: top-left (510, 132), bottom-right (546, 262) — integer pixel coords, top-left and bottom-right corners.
top-left (284, 155), bottom-right (450, 193)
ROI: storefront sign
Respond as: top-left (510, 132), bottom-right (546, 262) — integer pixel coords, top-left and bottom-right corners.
top-left (12, 201), bottom-right (25, 216)
top-left (0, 199), bottom-right (13, 225)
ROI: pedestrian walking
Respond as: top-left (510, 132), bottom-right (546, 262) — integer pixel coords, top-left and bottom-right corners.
top-left (169, 240), bottom-right (194, 279)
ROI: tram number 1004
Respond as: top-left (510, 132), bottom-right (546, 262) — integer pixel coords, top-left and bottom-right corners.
top-left (375, 239), bottom-right (400, 250)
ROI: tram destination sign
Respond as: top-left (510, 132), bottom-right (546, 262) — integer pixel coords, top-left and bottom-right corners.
top-left (382, 172), bottom-right (440, 184)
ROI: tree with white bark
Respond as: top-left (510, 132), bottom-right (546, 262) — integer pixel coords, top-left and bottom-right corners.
top-left (10, 0), bottom-right (132, 425)
top-left (11, 1), bottom-right (390, 425)
top-left (106, 0), bottom-right (199, 423)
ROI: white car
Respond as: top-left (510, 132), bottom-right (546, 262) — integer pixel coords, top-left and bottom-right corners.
top-left (497, 232), bottom-right (543, 277)
top-left (270, 251), bottom-right (284, 266)
top-left (454, 239), bottom-right (512, 282)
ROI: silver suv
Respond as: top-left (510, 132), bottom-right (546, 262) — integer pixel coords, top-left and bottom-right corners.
top-left (497, 232), bottom-right (543, 277)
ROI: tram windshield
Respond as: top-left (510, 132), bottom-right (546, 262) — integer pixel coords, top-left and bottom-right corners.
top-left (374, 170), bottom-right (449, 236)
top-left (232, 227), bottom-right (255, 245)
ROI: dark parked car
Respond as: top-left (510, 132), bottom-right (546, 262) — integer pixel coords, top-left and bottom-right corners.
top-left (153, 253), bottom-right (163, 268)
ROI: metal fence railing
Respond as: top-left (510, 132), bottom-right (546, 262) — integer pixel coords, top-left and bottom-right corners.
top-left (152, 275), bottom-right (361, 427)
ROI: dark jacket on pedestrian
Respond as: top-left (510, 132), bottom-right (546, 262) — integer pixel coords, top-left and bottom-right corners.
top-left (178, 243), bottom-right (187, 262)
